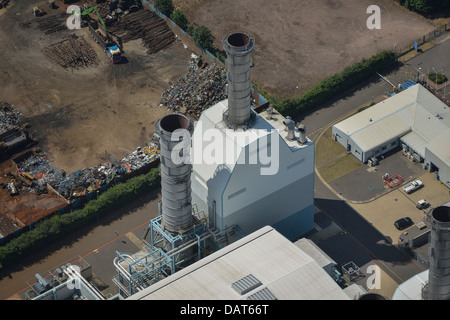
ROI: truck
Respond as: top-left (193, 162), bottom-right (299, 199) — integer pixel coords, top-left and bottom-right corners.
top-left (77, 6), bottom-right (122, 63)
top-left (403, 179), bottom-right (423, 194)
top-left (88, 22), bottom-right (122, 63)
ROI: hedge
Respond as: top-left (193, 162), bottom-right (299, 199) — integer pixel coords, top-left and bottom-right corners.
top-left (396, 0), bottom-right (450, 14)
top-left (272, 50), bottom-right (397, 118)
top-left (0, 167), bottom-right (161, 270)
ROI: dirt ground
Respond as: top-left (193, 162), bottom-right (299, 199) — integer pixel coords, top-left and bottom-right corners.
top-left (0, 0), bottom-right (193, 172)
top-left (174, 0), bottom-right (436, 98)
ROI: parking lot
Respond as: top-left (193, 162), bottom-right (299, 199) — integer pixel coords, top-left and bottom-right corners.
top-left (328, 149), bottom-right (426, 202)
top-left (350, 171), bottom-right (450, 248)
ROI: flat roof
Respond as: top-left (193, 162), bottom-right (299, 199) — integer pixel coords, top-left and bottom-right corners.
top-left (333, 85), bottom-right (450, 163)
top-left (129, 226), bottom-right (350, 300)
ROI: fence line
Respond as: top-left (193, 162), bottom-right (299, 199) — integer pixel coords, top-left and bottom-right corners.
top-left (396, 24), bottom-right (448, 58)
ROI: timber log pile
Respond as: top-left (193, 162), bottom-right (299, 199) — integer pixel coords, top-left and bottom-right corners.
top-left (42, 36), bottom-right (100, 69)
top-left (107, 9), bottom-right (176, 54)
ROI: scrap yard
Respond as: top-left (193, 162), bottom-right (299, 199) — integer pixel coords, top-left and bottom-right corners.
top-left (0, 0), bottom-right (253, 244)
top-left (0, 0), bottom-right (222, 243)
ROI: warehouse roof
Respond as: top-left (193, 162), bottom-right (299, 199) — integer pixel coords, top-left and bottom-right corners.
top-left (333, 84), bottom-right (450, 158)
top-left (129, 226), bottom-right (351, 300)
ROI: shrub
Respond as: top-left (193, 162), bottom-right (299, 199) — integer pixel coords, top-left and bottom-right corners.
top-left (171, 9), bottom-right (188, 31)
top-left (396, 0), bottom-right (450, 14)
top-left (154, 0), bottom-right (174, 17)
top-left (192, 25), bottom-right (215, 52)
top-left (428, 72), bottom-right (447, 84)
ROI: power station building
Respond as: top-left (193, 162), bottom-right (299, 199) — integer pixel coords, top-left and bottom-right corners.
top-left (129, 226), bottom-right (360, 300)
top-left (190, 32), bottom-right (315, 241)
top-left (332, 84), bottom-right (450, 188)
top-left (110, 32), bottom-right (315, 299)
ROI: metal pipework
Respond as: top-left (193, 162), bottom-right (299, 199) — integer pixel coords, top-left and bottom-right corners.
top-left (222, 32), bottom-right (255, 128)
top-left (427, 205), bottom-right (450, 300)
top-left (156, 114), bottom-right (194, 233)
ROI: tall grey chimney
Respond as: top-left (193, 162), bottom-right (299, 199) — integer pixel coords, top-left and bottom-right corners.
top-left (222, 32), bottom-right (255, 129)
top-left (156, 114), bottom-right (194, 233)
top-left (426, 205), bottom-right (450, 300)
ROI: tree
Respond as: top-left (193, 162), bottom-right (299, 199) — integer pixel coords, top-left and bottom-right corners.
top-left (154, 0), bottom-right (174, 17)
top-left (171, 9), bottom-right (188, 31)
top-left (192, 25), bottom-right (214, 52)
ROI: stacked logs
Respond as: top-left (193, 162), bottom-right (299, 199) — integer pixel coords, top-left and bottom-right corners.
top-left (35, 14), bottom-right (67, 35)
top-left (107, 9), bottom-right (175, 54)
top-left (42, 36), bottom-right (100, 69)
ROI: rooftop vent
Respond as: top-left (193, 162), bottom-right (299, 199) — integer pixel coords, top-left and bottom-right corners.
top-left (247, 287), bottom-right (277, 300)
top-left (231, 274), bottom-right (262, 295)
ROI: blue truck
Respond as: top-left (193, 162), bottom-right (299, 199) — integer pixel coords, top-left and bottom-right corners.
top-left (88, 21), bottom-right (121, 63)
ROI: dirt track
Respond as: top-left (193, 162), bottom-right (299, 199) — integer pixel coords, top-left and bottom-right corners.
top-left (0, 0), bottom-right (193, 172)
top-left (174, 0), bottom-right (436, 98)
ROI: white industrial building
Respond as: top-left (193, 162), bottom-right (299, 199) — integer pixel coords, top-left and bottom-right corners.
top-left (332, 84), bottom-right (450, 188)
top-left (190, 101), bottom-right (315, 241)
top-left (129, 226), bottom-right (364, 300)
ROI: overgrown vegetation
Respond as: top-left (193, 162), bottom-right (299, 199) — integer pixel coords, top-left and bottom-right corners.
top-left (171, 9), bottom-right (188, 31)
top-left (154, 0), bottom-right (174, 17)
top-left (191, 25), bottom-right (215, 52)
top-left (0, 167), bottom-right (161, 270)
top-left (396, 0), bottom-right (450, 14)
top-left (270, 50), bottom-right (397, 118)
top-left (428, 72), bottom-right (448, 84)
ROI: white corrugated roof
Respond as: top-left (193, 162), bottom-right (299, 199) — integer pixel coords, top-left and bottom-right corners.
top-left (392, 270), bottom-right (428, 300)
top-left (333, 88), bottom-right (417, 136)
top-left (351, 107), bottom-right (413, 151)
top-left (129, 226), bottom-right (350, 300)
top-left (426, 131), bottom-right (450, 165)
top-left (400, 131), bottom-right (428, 158)
top-left (333, 85), bottom-right (450, 163)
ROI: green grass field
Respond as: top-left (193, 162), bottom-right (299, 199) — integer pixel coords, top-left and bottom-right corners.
top-left (318, 154), bottom-right (364, 183)
top-left (315, 126), bottom-right (346, 165)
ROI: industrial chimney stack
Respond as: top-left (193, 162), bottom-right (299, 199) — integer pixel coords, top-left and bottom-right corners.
top-left (156, 114), bottom-right (194, 233)
top-left (222, 32), bottom-right (255, 129)
top-left (426, 205), bottom-right (450, 300)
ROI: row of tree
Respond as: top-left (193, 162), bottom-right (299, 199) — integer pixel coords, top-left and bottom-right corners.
top-left (396, 0), bottom-right (450, 14)
top-left (154, 0), bottom-right (216, 54)
top-left (267, 50), bottom-right (398, 118)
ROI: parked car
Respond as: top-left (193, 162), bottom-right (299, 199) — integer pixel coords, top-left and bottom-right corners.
top-left (394, 217), bottom-right (414, 230)
top-left (416, 199), bottom-right (429, 210)
top-left (403, 180), bottom-right (423, 194)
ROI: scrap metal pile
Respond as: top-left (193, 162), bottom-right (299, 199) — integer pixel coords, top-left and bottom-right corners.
top-left (42, 35), bottom-right (100, 69)
top-left (0, 102), bottom-right (22, 132)
top-left (160, 55), bottom-right (228, 120)
top-left (15, 144), bottom-right (159, 200)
